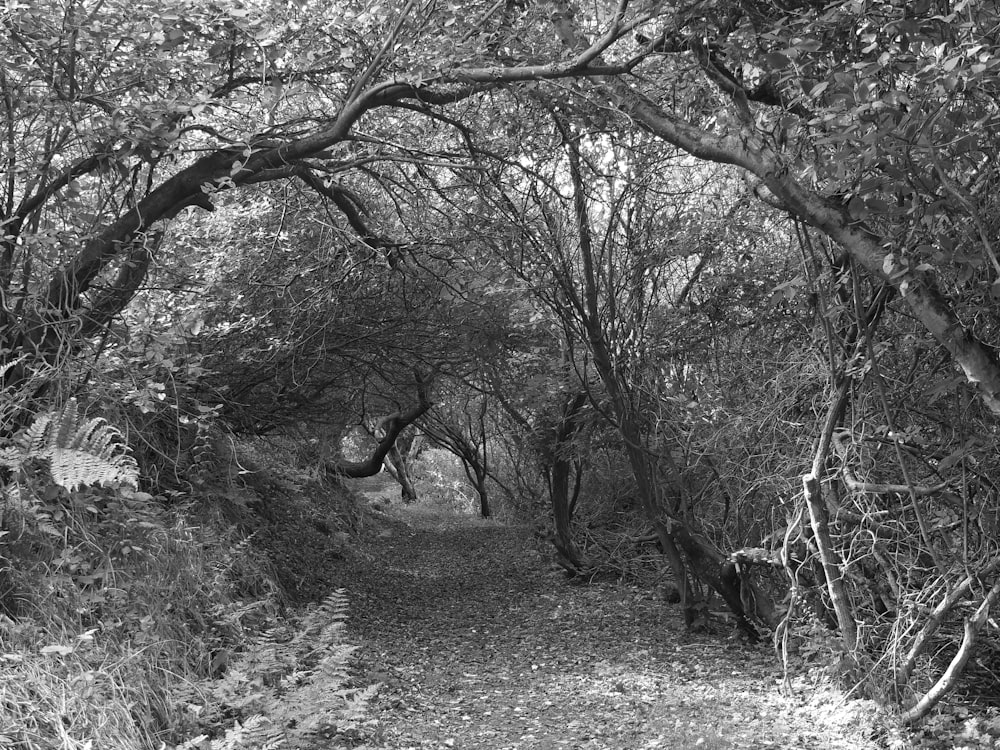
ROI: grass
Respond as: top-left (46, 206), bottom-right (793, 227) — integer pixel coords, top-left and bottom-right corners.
top-left (0, 421), bottom-right (383, 750)
top-left (0, 483), bottom-right (285, 748)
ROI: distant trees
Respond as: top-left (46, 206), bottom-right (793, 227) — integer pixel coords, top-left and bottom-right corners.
top-left (461, 120), bottom-right (780, 632)
top-left (419, 385), bottom-right (494, 518)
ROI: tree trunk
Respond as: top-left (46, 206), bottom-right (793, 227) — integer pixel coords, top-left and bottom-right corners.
top-left (549, 445), bottom-right (587, 572)
top-left (803, 376), bottom-right (858, 654)
top-left (896, 555), bottom-right (1000, 700)
top-left (546, 392), bottom-right (589, 573)
top-left (472, 465), bottom-right (491, 518)
top-left (561, 130), bottom-right (760, 638)
top-left (384, 444), bottom-right (418, 502)
top-left (901, 577), bottom-right (1000, 724)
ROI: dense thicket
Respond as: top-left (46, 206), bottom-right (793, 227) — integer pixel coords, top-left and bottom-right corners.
top-left (3, 0), bottom-right (999, 731)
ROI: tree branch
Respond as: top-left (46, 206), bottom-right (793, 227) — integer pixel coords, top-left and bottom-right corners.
top-left (79, 233), bottom-right (158, 337)
top-left (901, 575), bottom-right (1000, 724)
top-left (325, 370), bottom-right (434, 479)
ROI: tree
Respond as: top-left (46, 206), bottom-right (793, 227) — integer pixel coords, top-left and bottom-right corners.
top-left (541, 389), bottom-right (591, 573)
top-left (459, 115), bottom-right (775, 633)
top-left (0, 0), bottom-right (656, 434)
top-left (371, 422), bottom-right (422, 503)
top-left (420, 384), bottom-right (495, 518)
top-left (553, 1), bottom-right (1000, 417)
top-left (325, 368), bottom-right (434, 480)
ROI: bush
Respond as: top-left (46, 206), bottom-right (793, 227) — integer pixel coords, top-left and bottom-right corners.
top-left (410, 448), bottom-right (478, 514)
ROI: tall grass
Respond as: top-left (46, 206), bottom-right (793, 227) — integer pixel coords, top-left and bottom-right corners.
top-left (0, 485), bottom-right (283, 749)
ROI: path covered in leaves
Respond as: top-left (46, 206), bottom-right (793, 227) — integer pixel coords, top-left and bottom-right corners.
top-left (339, 504), bottom-right (883, 750)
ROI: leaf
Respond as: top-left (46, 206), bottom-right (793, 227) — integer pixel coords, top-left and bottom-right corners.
top-left (807, 81), bottom-right (829, 98)
top-left (937, 447), bottom-right (966, 473)
top-left (864, 196), bottom-right (893, 213)
top-left (765, 52), bottom-right (791, 69)
top-left (41, 644), bottom-right (74, 656)
top-left (942, 56), bottom-right (961, 72)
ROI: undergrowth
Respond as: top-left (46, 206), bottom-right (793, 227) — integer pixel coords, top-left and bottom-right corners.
top-left (176, 590), bottom-right (378, 749)
top-left (0, 404), bottom-right (376, 749)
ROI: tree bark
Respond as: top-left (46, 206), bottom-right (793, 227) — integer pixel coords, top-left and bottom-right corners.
top-left (383, 443), bottom-right (418, 503)
top-left (896, 555), bottom-right (1000, 690)
top-left (901, 577), bottom-right (1000, 725)
top-left (802, 377), bottom-right (858, 654)
top-left (561, 132), bottom-right (764, 636)
top-left (471, 465), bottom-right (491, 519)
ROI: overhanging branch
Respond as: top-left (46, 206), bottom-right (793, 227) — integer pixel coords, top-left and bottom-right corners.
top-left (325, 370), bottom-right (434, 479)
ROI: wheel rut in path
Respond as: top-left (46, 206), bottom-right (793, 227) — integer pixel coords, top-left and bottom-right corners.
top-left (343, 507), bottom-right (881, 750)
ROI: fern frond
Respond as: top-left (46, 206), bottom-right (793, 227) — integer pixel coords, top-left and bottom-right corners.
top-left (0, 355), bottom-right (25, 380)
top-left (17, 413), bottom-right (52, 454)
top-left (74, 416), bottom-right (112, 452)
top-left (341, 683), bottom-right (379, 721)
top-left (186, 588), bottom-right (377, 748)
top-left (0, 399), bottom-right (138, 490)
top-left (295, 589), bottom-right (349, 644)
top-left (312, 647), bottom-right (356, 683)
top-left (48, 446), bottom-right (135, 492)
top-left (52, 400), bottom-right (80, 450)
top-left (213, 715), bottom-right (285, 750)
top-left (0, 446), bottom-right (22, 468)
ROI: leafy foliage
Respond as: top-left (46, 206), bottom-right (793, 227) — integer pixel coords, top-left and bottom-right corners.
top-left (0, 399), bottom-right (138, 491)
top-left (3, 0), bottom-right (1000, 734)
top-left (0, 483), bottom-right (285, 750)
top-left (178, 589), bottom-right (377, 749)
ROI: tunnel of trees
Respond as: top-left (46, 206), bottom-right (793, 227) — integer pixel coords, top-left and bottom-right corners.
top-left (2, 0), bottom-right (999, 740)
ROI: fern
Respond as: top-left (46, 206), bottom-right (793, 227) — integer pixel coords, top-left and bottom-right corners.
top-left (180, 589), bottom-right (378, 748)
top-left (176, 716), bottom-right (285, 750)
top-left (293, 588), bottom-right (349, 647)
top-left (189, 420), bottom-right (220, 484)
top-left (0, 355), bottom-right (24, 380)
top-left (0, 399), bottom-right (138, 490)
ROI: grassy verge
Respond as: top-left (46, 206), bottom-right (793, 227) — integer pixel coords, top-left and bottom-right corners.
top-left (0, 432), bottom-right (373, 749)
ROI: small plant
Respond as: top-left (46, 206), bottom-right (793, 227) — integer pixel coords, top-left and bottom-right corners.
top-left (0, 398), bottom-right (138, 491)
top-left (910, 707), bottom-right (1000, 749)
top-left (177, 589), bottom-right (378, 749)
top-left (0, 492), bottom-right (276, 750)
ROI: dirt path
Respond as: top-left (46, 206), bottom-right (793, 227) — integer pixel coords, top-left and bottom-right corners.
top-left (338, 504), bottom-right (884, 750)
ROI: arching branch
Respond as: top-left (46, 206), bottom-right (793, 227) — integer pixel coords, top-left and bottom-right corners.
top-left (325, 370), bottom-right (434, 479)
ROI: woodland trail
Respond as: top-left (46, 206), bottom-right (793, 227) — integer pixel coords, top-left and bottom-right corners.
top-left (335, 500), bottom-right (884, 750)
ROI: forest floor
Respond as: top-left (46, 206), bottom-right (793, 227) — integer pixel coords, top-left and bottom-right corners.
top-left (327, 481), bottom-right (893, 750)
